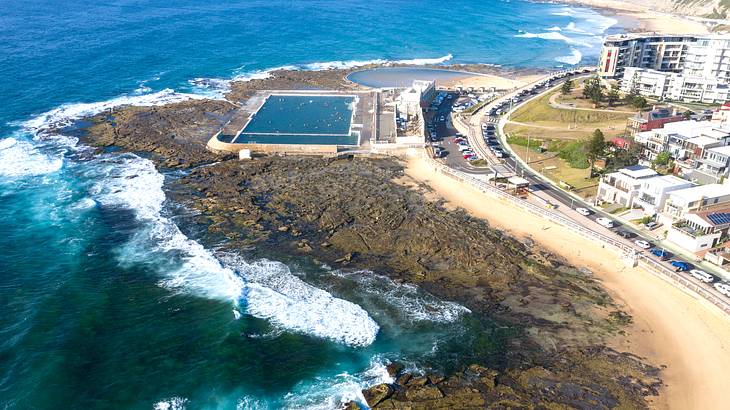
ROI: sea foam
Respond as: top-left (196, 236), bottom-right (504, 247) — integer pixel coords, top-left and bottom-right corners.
top-left (330, 270), bottom-right (470, 323)
top-left (555, 48), bottom-right (583, 65)
top-left (0, 137), bottom-right (63, 177)
top-left (87, 154), bottom-right (379, 347)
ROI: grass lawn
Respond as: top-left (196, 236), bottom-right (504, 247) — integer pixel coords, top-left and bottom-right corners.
top-left (506, 90), bottom-right (630, 140)
top-left (513, 147), bottom-right (599, 199)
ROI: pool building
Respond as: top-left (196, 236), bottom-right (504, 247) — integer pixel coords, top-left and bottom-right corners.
top-left (209, 91), bottom-right (369, 155)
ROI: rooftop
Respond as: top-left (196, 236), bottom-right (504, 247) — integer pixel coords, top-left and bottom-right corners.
top-left (686, 135), bottom-right (721, 147)
top-left (620, 165), bottom-right (658, 179)
top-left (669, 183), bottom-right (730, 204)
top-left (707, 145), bottom-right (730, 156)
top-left (645, 174), bottom-right (693, 189)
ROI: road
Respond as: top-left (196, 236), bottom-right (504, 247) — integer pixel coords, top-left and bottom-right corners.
top-left (439, 69), bottom-right (730, 303)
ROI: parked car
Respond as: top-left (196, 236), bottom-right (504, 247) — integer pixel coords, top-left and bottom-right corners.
top-left (670, 260), bottom-right (692, 272)
top-left (458, 145), bottom-right (471, 152)
top-left (462, 152), bottom-right (474, 159)
top-left (467, 155), bottom-right (479, 162)
top-left (575, 207), bottom-right (591, 216)
top-left (644, 221), bottom-right (659, 230)
top-left (714, 282), bottom-right (730, 297)
top-left (634, 240), bottom-right (651, 249)
top-left (689, 269), bottom-right (715, 283)
top-left (595, 217), bottom-right (614, 228)
top-left (454, 137), bottom-right (465, 143)
top-left (617, 230), bottom-right (633, 239)
top-left (650, 248), bottom-right (670, 260)
top-left (493, 151), bottom-right (505, 158)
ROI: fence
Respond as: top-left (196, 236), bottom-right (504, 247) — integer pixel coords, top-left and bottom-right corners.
top-left (423, 154), bottom-right (730, 315)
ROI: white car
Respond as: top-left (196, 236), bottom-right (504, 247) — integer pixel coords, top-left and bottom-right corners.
top-left (575, 207), bottom-right (591, 216)
top-left (714, 282), bottom-right (730, 297)
top-left (458, 145), bottom-right (471, 152)
top-left (595, 217), bottom-right (614, 228)
top-left (634, 240), bottom-right (651, 249)
top-left (689, 269), bottom-right (715, 283)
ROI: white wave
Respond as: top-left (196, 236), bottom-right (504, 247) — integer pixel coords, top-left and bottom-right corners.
top-left (153, 397), bottom-right (188, 410)
top-left (514, 31), bottom-right (593, 48)
top-left (22, 88), bottom-right (208, 134)
top-left (0, 137), bottom-right (63, 177)
top-left (282, 356), bottom-right (394, 409)
top-left (331, 270), bottom-right (470, 323)
top-left (546, 26), bottom-right (561, 31)
top-left (237, 396), bottom-right (269, 410)
top-left (555, 48), bottom-right (583, 65)
top-left (222, 256), bottom-right (379, 347)
top-left (88, 154), bottom-right (378, 346)
top-left (564, 22), bottom-right (586, 33)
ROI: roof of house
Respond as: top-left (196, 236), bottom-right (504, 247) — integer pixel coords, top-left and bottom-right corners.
top-left (685, 205), bottom-right (730, 228)
top-left (620, 165), bottom-right (658, 179)
top-left (707, 145), bottom-right (730, 156)
top-left (669, 183), bottom-right (730, 204)
top-left (644, 174), bottom-right (693, 189)
top-left (686, 136), bottom-right (721, 147)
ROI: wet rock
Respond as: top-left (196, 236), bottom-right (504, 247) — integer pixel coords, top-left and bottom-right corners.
top-left (362, 383), bottom-right (393, 407)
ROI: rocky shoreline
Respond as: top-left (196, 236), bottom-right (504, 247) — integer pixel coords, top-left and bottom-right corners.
top-left (80, 66), bottom-right (662, 408)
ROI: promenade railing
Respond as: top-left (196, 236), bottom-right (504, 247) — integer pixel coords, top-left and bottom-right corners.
top-left (423, 154), bottom-right (730, 315)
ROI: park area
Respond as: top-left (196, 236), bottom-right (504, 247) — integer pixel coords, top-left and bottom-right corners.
top-left (503, 77), bottom-right (647, 198)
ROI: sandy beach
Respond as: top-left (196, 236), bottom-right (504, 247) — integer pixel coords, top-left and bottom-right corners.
top-left (405, 154), bottom-right (730, 410)
top-left (439, 73), bottom-right (545, 91)
top-left (559, 0), bottom-right (712, 34)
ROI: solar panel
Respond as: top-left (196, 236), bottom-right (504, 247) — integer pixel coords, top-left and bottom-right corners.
top-left (707, 212), bottom-right (730, 225)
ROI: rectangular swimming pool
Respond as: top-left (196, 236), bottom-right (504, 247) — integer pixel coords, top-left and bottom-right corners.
top-left (233, 94), bottom-right (359, 145)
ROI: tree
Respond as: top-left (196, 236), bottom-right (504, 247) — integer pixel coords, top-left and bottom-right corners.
top-left (561, 79), bottom-right (574, 96)
top-left (585, 129), bottom-right (606, 170)
top-left (682, 110), bottom-right (693, 120)
top-left (606, 85), bottom-right (620, 107)
top-left (582, 76), bottom-right (605, 106)
top-left (654, 151), bottom-right (671, 166)
top-left (631, 96), bottom-right (648, 110)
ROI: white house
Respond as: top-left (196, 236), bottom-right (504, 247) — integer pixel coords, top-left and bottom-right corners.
top-left (666, 206), bottom-right (730, 253)
top-left (694, 145), bottom-right (730, 183)
top-left (597, 165), bottom-right (659, 208)
top-left (658, 182), bottom-right (730, 227)
top-left (633, 174), bottom-right (694, 215)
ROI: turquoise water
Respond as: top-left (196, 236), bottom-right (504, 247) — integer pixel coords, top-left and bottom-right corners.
top-left (233, 95), bottom-right (358, 145)
top-left (0, 1), bottom-right (626, 408)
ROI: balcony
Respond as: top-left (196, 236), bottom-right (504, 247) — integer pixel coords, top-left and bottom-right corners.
top-left (672, 221), bottom-right (710, 238)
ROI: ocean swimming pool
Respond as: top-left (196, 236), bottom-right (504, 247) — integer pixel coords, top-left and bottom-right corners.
top-left (233, 94), bottom-right (359, 145)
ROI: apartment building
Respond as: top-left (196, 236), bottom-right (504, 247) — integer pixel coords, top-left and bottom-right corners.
top-left (599, 33), bottom-right (698, 79)
top-left (604, 34), bottom-right (730, 103)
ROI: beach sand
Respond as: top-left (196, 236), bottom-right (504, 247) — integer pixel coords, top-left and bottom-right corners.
top-left (405, 154), bottom-right (730, 410)
top-left (439, 74), bottom-right (545, 91)
top-left (561, 0), bottom-right (711, 34)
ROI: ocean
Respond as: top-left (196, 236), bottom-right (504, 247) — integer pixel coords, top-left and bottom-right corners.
top-left (0, 1), bottom-right (626, 408)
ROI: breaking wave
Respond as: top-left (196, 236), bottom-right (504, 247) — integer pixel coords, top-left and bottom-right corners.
top-left (0, 137), bottom-right (63, 178)
top-left (329, 270), bottom-right (470, 323)
top-left (282, 356), bottom-right (394, 409)
top-left (153, 397), bottom-right (188, 410)
top-left (514, 31), bottom-right (593, 48)
top-left (87, 154), bottom-right (379, 347)
top-left (555, 48), bottom-right (583, 65)
top-left (22, 88), bottom-right (209, 134)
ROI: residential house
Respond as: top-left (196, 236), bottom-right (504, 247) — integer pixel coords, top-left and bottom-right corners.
top-left (596, 165), bottom-right (692, 215)
top-left (657, 182), bottom-right (730, 227)
top-left (625, 107), bottom-right (683, 137)
top-left (667, 206), bottom-right (730, 253)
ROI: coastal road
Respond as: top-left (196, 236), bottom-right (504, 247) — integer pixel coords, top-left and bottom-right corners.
top-left (446, 69), bottom-right (730, 303)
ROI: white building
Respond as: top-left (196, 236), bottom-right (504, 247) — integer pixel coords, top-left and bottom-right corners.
top-left (396, 80), bottom-right (436, 115)
top-left (612, 34), bottom-right (730, 103)
top-left (597, 165), bottom-right (693, 215)
top-left (666, 206), bottom-right (730, 253)
top-left (621, 67), bottom-right (673, 97)
top-left (666, 74), bottom-right (730, 104)
top-left (633, 120), bottom-right (730, 162)
top-left (658, 182), bottom-right (730, 227)
top-left (694, 145), bottom-right (730, 183)
top-left (599, 33), bottom-right (698, 79)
